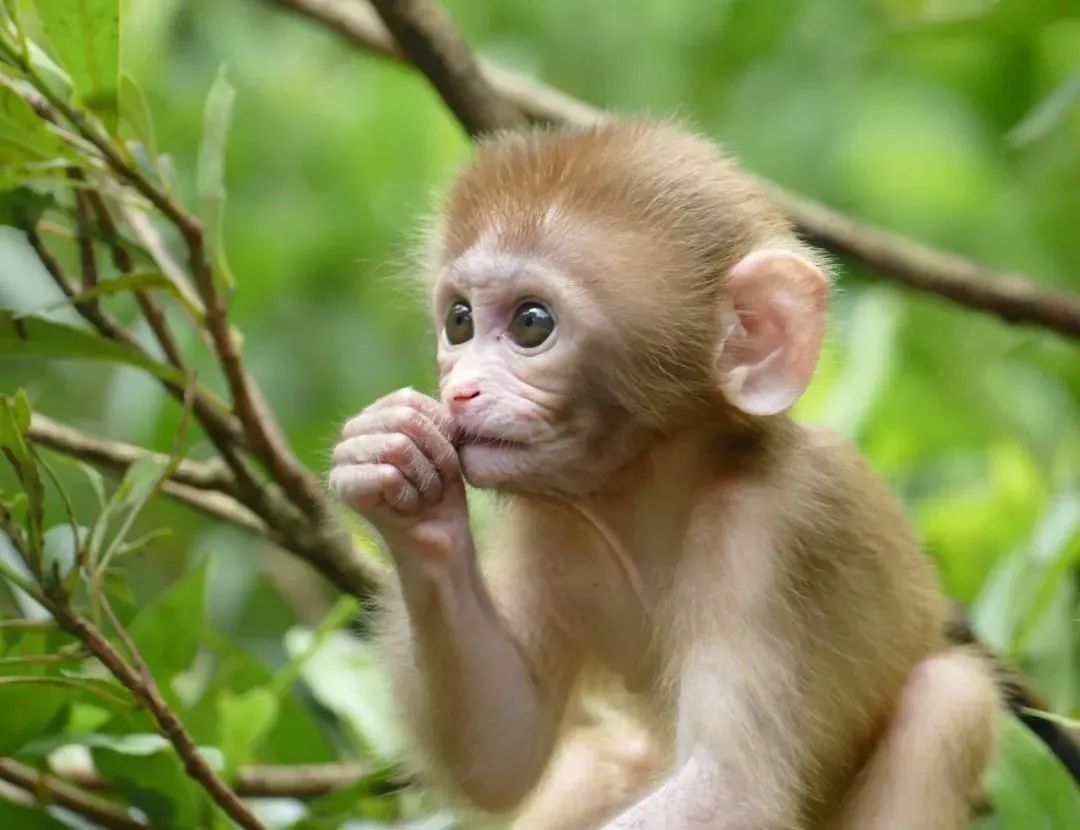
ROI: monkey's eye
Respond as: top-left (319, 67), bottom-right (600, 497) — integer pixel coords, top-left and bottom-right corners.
top-left (509, 301), bottom-right (555, 348)
top-left (444, 300), bottom-right (474, 345)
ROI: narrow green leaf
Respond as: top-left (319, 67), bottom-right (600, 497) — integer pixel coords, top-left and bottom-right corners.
top-left (0, 800), bottom-right (69, 829)
top-left (36, 0), bottom-right (120, 129)
top-left (196, 65), bottom-right (235, 291)
top-left (0, 310), bottom-right (187, 386)
top-left (28, 270), bottom-right (205, 321)
top-left (119, 72), bottom-right (158, 159)
top-left (0, 86), bottom-right (71, 165)
top-left (1008, 72), bottom-right (1080, 148)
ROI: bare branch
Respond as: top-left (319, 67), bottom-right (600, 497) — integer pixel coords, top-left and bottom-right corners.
top-left (270, 0), bottom-right (1080, 340)
top-left (84, 187), bottom-right (195, 373)
top-left (43, 598), bottom-right (269, 830)
top-left (0, 758), bottom-right (146, 830)
top-left (29, 413), bottom-right (234, 492)
top-left (55, 759), bottom-right (385, 799)
top-left (368, 0), bottom-right (525, 136)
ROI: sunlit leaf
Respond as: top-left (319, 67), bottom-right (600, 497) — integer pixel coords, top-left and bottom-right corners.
top-left (196, 64), bottom-right (235, 291)
top-left (36, 0), bottom-right (120, 129)
top-left (0, 86), bottom-right (71, 165)
top-left (216, 686), bottom-right (279, 775)
top-left (284, 627), bottom-right (404, 761)
top-left (41, 524), bottom-right (84, 581)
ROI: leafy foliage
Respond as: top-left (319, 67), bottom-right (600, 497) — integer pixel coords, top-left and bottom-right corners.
top-left (0, 0), bottom-right (1078, 828)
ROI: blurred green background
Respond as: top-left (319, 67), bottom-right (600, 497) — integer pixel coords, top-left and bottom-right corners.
top-left (2, 0), bottom-right (1079, 826)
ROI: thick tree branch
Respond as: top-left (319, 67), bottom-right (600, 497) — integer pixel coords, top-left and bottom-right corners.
top-left (268, 0), bottom-right (1080, 340)
top-left (0, 759), bottom-right (146, 830)
top-left (368, 0), bottom-right (525, 136)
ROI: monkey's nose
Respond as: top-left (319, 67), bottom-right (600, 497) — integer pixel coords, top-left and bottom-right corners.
top-left (447, 387), bottom-right (482, 415)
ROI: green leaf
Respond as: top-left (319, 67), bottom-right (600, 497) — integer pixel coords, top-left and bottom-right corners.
top-left (0, 633), bottom-right (75, 753)
top-left (128, 560), bottom-right (206, 682)
top-left (118, 72), bottom-right (158, 159)
top-left (216, 686), bottom-right (279, 775)
top-left (28, 270), bottom-right (205, 321)
top-left (985, 715), bottom-right (1080, 829)
top-left (185, 634), bottom-right (336, 765)
top-left (35, 0), bottom-right (120, 129)
top-left (284, 627), bottom-right (404, 761)
top-left (91, 737), bottom-right (201, 827)
top-left (289, 766), bottom-right (404, 830)
top-left (0, 86), bottom-right (71, 165)
top-left (0, 186), bottom-right (54, 228)
top-left (41, 524), bottom-right (84, 581)
top-left (0, 800), bottom-right (69, 830)
top-left (196, 65), bottom-right (235, 291)
top-left (0, 310), bottom-right (187, 386)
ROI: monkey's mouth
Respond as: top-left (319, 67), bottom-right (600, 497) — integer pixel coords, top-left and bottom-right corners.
top-left (455, 431), bottom-right (528, 451)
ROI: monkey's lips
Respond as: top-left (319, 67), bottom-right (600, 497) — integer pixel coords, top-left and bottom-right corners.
top-left (455, 432), bottom-right (529, 451)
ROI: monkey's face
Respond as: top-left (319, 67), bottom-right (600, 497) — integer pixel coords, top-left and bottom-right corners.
top-left (434, 250), bottom-right (642, 495)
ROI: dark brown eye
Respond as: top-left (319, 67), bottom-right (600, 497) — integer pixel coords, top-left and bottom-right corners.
top-left (444, 300), bottom-right (473, 345)
top-left (509, 301), bottom-right (555, 348)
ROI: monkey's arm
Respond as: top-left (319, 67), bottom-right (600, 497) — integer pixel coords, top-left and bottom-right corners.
top-left (380, 538), bottom-right (575, 812)
top-left (332, 390), bottom-right (574, 811)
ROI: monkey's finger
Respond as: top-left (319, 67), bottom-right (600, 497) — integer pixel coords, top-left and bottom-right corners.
top-left (329, 463), bottom-right (421, 515)
top-left (365, 388), bottom-right (454, 439)
top-left (332, 433), bottom-right (443, 505)
top-left (341, 407), bottom-right (460, 481)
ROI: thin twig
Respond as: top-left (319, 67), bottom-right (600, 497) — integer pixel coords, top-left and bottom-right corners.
top-left (269, 0), bottom-right (1080, 340)
top-left (0, 40), bottom-right (327, 517)
top-left (0, 759), bottom-right (146, 830)
top-left (43, 598), bottom-right (269, 830)
top-left (368, 0), bottom-right (525, 136)
top-left (55, 760), bottom-right (383, 799)
top-left (84, 187), bottom-right (195, 372)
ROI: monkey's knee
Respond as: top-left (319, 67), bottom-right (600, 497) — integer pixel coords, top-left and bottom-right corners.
top-left (896, 649), bottom-right (999, 785)
top-left (836, 649), bottom-right (999, 829)
top-left (513, 722), bottom-right (661, 830)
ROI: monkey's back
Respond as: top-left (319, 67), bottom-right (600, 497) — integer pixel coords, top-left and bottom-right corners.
top-left (780, 424), bottom-right (947, 817)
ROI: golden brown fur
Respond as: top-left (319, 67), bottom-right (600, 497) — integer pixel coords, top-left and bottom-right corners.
top-left (332, 121), bottom-right (999, 829)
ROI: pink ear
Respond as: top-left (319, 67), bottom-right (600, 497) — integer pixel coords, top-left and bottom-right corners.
top-left (716, 249), bottom-right (828, 416)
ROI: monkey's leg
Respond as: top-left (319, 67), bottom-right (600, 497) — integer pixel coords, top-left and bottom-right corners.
top-left (512, 720), bottom-right (662, 830)
top-left (834, 648), bottom-right (998, 830)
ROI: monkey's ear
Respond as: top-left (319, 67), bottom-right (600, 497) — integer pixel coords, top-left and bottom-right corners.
top-left (715, 249), bottom-right (827, 416)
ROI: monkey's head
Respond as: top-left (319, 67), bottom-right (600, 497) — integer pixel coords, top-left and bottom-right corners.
top-left (428, 121), bottom-right (829, 495)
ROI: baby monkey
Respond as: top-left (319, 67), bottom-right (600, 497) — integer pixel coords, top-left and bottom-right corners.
top-left (330, 121), bottom-right (998, 829)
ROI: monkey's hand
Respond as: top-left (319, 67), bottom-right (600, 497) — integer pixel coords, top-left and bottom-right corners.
top-left (330, 388), bottom-right (471, 565)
